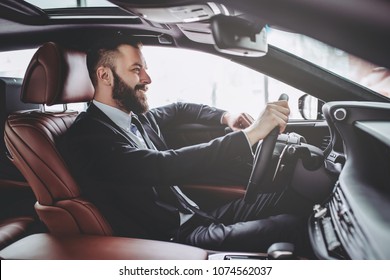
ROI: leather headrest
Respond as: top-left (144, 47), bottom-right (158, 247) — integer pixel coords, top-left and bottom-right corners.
top-left (21, 42), bottom-right (94, 105)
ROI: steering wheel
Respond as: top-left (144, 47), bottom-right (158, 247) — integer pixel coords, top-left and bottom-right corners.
top-left (244, 93), bottom-right (289, 204)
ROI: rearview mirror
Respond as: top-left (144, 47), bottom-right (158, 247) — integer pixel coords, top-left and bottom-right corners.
top-left (211, 15), bottom-right (267, 57)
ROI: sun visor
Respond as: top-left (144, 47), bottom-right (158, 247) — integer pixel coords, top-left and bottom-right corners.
top-left (177, 22), bottom-right (215, 44)
top-left (211, 15), bottom-right (268, 57)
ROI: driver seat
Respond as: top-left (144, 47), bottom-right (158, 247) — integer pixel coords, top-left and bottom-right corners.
top-left (4, 42), bottom-right (113, 235)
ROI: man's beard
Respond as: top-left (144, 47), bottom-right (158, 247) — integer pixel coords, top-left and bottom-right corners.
top-left (111, 69), bottom-right (149, 114)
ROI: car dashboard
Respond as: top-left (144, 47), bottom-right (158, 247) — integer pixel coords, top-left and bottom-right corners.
top-left (309, 101), bottom-right (390, 259)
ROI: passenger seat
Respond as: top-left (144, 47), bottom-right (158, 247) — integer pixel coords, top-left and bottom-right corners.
top-left (4, 42), bottom-right (113, 235)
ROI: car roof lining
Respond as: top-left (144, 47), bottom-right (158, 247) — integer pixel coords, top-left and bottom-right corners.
top-left (0, 0), bottom-right (389, 103)
top-left (1, 0), bottom-right (390, 68)
top-left (116, 0), bottom-right (390, 69)
top-left (0, 21), bottom-right (386, 104)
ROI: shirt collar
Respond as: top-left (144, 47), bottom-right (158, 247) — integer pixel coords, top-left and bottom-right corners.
top-left (92, 100), bottom-right (132, 133)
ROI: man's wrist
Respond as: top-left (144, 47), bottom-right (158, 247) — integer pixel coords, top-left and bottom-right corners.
top-left (220, 111), bottom-right (229, 125)
top-left (243, 126), bottom-right (262, 147)
top-left (240, 130), bottom-right (255, 155)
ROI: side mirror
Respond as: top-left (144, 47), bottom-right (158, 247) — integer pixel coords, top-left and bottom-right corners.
top-left (210, 14), bottom-right (267, 57)
top-left (298, 94), bottom-right (325, 120)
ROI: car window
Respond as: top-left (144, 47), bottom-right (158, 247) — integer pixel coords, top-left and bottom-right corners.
top-left (25, 0), bottom-right (115, 9)
top-left (0, 48), bottom-right (86, 112)
top-left (0, 49), bottom-right (36, 78)
top-left (0, 47), bottom-right (310, 119)
top-left (143, 46), bottom-right (307, 120)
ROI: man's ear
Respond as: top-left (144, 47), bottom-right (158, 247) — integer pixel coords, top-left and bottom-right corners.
top-left (96, 66), bottom-right (113, 86)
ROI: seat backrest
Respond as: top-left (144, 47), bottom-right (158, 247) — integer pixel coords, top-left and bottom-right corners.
top-left (0, 78), bottom-right (38, 249)
top-left (4, 42), bottom-right (113, 236)
top-left (0, 77), bottom-right (37, 181)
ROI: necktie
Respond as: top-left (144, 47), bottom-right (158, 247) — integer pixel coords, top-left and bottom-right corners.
top-left (130, 116), bottom-right (154, 149)
top-left (130, 122), bottom-right (140, 136)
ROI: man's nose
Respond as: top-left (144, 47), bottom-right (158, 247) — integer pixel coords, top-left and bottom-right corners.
top-left (140, 69), bottom-right (152, 84)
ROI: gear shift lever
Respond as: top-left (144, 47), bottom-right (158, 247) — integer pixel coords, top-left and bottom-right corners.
top-left (267, 242), bottom-right (295, 259)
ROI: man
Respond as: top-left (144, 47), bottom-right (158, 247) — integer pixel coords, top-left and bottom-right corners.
top-left (58, 34), bottom-right (309, 254)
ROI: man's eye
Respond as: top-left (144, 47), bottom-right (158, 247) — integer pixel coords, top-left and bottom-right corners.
top-left (133, 68), bottom-right (141, 73)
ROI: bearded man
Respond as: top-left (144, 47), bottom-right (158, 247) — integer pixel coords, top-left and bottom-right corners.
top-left (58, 34), bottom-right (311, 255)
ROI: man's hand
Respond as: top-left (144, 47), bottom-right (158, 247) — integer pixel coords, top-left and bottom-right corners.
top-left (222, 112), bottom-right (254, 131)
top-left (243, 100), bottom-right (290, 146)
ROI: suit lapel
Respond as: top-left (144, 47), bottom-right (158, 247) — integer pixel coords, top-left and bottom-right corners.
top-left (87, 104), bottom-right (141, 148)
top-left (87, 103), bottom-right (167, 150)
top-left (138, 114), bottom-right (168, 150)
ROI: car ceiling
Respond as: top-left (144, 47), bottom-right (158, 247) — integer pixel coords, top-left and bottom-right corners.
top-left (0, 0), bottom-right (389, 103)
top-left (223, 0), bottom-right (390, 70)
top-left (0, 0), bottom-right (389, 68)
top-left (111, 0), bottom-right (390, 70)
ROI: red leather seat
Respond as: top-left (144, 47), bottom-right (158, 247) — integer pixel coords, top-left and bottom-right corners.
top-left (1, 78), bottom-right (38, 249)
top-left (0, 233), bottom-right (208, 260)
top-left (0, 215), bottom-right (34, 249)
top-left (4, 42), bottom-right (113, 236)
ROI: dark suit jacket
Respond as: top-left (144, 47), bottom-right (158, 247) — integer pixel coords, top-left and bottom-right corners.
top-left (58, 102), bottom-right (253, 240)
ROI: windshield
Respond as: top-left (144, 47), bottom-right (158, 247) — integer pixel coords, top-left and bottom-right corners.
top-left (268, 28), bottom-right (390, 98)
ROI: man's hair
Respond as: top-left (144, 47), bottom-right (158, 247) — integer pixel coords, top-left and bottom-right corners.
top-left (86, 33), bottom-right (142, 86)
